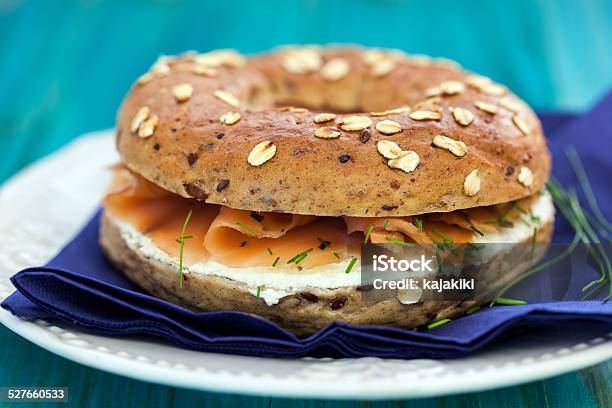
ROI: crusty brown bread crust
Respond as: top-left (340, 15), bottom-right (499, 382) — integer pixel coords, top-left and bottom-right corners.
top-left (100, 210), bottom-right (554, 336)
top-left (116, 46), bottom-right (551, 217)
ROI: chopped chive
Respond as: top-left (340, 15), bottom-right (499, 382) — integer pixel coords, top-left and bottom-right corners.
top-left (236, 222), bottom-right (257, 237)
top-left (529, 210), bottom-right (541, 223)
top-left (385, 236), bottom-right (416, 247)
top-left (427, 319), bottom-right (451, 330)
top-left (412, 218), bottom-right (424, 232)
top-left (256, 286), bottom-right (261, 298)
top-left (294, 253), bottom-right (309, 265)
top-left (470, 225), bottom-right (484, 236)
top-left (363, 225), bottom-right (374, 244)
top-left (494, 202), bottom-right (517, 227)
top-left (317, 237), bottom-right (331, 250)
top-left (466, 305), bottom-right (481, 315)
top-left (332, 251), bottom-right (341, 259)
top-left (463, 213), bottom-right (485, 237)
top-left (345, 257), bottom-right (358, 274)
top-left (431, 228), bottom-right (453, 243)
top-left (272, 257), bottom-right (280, 267)
top-left (492, 297), bottom-right (527, 306)
top-left (383, 220), bottom-right (390, 230)
top-left (177, 209), bottom-right (194, 289)
top-left (516, 205), bottom-right (528, 214)
top-left (287, 248), bottom-right (313, 264)
top-left (267, 247), bottom-right (273, 255)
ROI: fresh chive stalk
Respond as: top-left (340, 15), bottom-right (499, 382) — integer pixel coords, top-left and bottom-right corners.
top-left (466, 305), bottom-right (481, 315)
top-left (177, 209), bottom-right (194, 289)
top-left (287, 248), bottom-right (313, 264)
top-left (492, 297), bottom-right (527, 306)
top-left (345, 257), bottom-right (358, 274)
top-left (412, 218), bottom-right (424, 232)
top-left (363, 225), bottom-right (374, 244)
top-left (427, 319), bottom-right (451, 330)
top-left (385, 236), bottom-right (416, 247)
top-left (236, 222), bottom-right (257, 238)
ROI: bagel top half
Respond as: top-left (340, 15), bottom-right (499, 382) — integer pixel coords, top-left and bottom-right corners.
top-left (116, 46), bottom-right (551, 217)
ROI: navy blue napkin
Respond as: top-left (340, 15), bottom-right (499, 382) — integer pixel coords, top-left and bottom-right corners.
top-left (3, 95), bottom-right (612, 359)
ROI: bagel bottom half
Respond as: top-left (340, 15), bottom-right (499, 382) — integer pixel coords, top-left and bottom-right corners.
top-left (100, 205), bottom-right (554, 337)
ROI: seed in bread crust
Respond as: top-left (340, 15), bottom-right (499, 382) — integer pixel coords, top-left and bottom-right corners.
top-left (359, 129), bottom-right (372, 143)
top-left (195, 49), bottom-right (246, 68)
top-left (173, 83), bottom-right (193, 102)
top-left (281, 49), bottom-right (322, 74)
top-left (370, 106), bottom-right (411, 116)
top-left (410, 110), bottom-right (442, 121)
top-left (216, 179), bottom-right (230, 192)
top-left (220, 111), bottom-right (241, 125)
top-left (439, 80), bottom-right (465, 95)
top-left (330, 296), bottom-right (348, 310)
top-left (474, 100), bottom-right (498, 114)
top-left (280, 106), bottom-right (309, 113)
top-left (184, 182), bottom-right (208, 200)
top-left (388, 151), bottom-right (420, 173)
top-left (466, 75), bottom-right (492, 90)
top-left (313, 113), bottom-right (336, 123)
top-left (370, 58), bottom-right (396, 77)
top-left (191, 65), bottom-right (217, 76)
top-left (499, 96), bottom-right (521, 112)
top-left (314, 126), bottom-right (341, 139)
top-left (517, 166), bottom-right (533, 187)
top-left (320, 58), bottom-right (350, 81)
top-left (214, 90), bottom-right (240, 107)
top-left (513, 115), bottom-right (530, 135)
top-left (130, 106), bottom-right (150, 133)
top-left (150, 56), bottom-right (173, 76)
top-left (377, 140), bottom-right (402, 159)
top-left (432, 135), bottom-right (468, 157)
top-left (338, 154), bottom-right (351, 163)
top-left (452, 107), bottom-right (474, 126)
top-left (463, 170), bottom-right (481, 196)
top-left (482, 83), bottom-right (506, 96)
top-left (413, 96), bottom-right (442, 113)
top-left (187, 152), bottom-right (199, 166)
top-left (424, 86), bottom-right (441, 97)
top-left (248, 141), bottom-right (276, 166)
top-left (300, 292), bottom-right (319, 303)
top-left (136, 72), bottom-right (154, 85)
top-left (362, 49), bottom-right (386, 65)
top-left (138, 114), bottom-right (159, 138)
top-left (339, 115), bottom-right (372, 131)
top-left (375, 120), bottom-right (403, 135)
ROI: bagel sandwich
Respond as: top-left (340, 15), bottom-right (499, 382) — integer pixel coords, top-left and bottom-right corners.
top-left (100, 46), bottom-right (554, 335)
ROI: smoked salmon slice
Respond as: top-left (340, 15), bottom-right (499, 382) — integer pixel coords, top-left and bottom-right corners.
top-left (103, 166), bottom-right (535, 269)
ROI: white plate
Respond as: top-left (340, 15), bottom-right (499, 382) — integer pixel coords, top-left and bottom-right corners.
top-left (0, 130), bottom-right (610, 400)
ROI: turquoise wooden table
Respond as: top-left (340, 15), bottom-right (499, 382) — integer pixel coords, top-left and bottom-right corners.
top-left (0, 0), bottom-right (611, 406)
